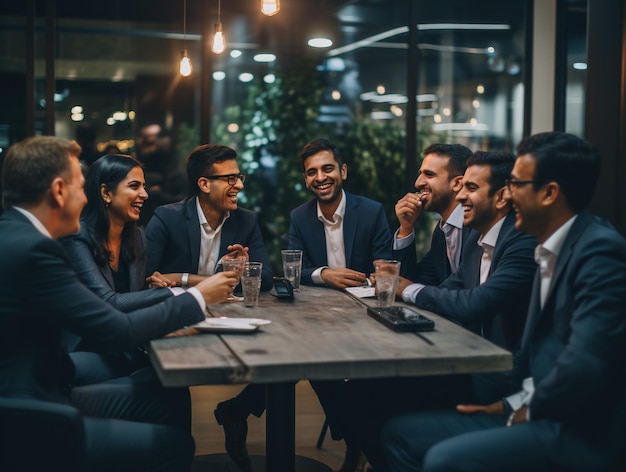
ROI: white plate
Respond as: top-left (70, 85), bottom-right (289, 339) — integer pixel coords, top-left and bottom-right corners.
top-left (193, 317), bottom-right (271, 333)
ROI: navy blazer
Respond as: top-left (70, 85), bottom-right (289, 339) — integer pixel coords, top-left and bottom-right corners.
top-left (518, 213), bottom-right (626, 457)
top-left (393, 217), bottom-right (476, 286)
top-left (287, 192), bottom-right (392, 285)
top-left (144, 197), bottom-right (273, 291)
top-left (414, 212), bottom-right (537, 353)
top-left (62, 225), bottom-right (173, 312)
top-left (0, 208), bottom-right (204, 403)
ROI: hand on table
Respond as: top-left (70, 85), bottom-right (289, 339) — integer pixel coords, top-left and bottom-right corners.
top-left (146, 271), bottom-right (177, 288)
top-left (321, 268), bottom-right (369, 290)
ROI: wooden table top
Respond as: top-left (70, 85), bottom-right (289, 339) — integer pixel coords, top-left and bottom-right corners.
top-left (150, 286), bottom-right (512, 387)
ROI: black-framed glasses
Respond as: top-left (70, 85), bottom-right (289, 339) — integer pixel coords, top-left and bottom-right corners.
top-left (203, 173), bottom-right (247, 185)
top-left (505, 179), bottom-right (544, 192)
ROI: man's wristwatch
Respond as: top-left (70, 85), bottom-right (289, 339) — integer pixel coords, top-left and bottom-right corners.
top-left (181, 272), bottom-right (189, 288)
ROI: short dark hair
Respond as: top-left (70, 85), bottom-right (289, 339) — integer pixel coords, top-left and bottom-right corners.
top-left (2, 136), bottom-right (81, 207)
top-left (81, 154), bottom-right (144, 266)
top-left (422, 143), bottom-right (472, 179)
top-left (298, 138), bottom-right (343, 171)
top-left (516, 132), bottom-right (600, 212)
top-left (466, 150), bottom-right (515, 196)
top-left (186, 144), bottom-right (238, 193)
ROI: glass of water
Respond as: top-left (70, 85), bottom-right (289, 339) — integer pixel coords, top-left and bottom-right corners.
top-left (281, 249), bottom-right (303, 291)
top-left (373, 259), bottom-right (401, 307)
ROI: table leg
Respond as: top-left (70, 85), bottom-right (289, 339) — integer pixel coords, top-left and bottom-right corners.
top-left (265, 381), bottom-right (296, 471)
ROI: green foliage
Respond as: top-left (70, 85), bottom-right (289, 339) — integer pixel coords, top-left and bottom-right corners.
top-left (211, 65), bottom-right (438, 272)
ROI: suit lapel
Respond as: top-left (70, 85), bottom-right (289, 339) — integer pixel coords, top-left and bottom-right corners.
top-left (220, 212), bottom-right (237, 259)
top-left (489, 212), bottom-right (515, 275)
top-left (185, 198), bottom-right (201, 273)
top-left (342, 193), bottom-right (357, 268)
top-left (307, 201), bottom-right (328, 266)
top-left (521, 269), bottom-right (542, 348)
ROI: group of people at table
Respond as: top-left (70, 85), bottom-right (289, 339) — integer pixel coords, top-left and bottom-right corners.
top-left (0, 131), bottom-right (624, 472)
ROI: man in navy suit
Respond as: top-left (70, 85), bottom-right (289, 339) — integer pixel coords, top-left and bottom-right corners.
top-left (383, 132), bottom-right (626, 472)
top-left (342, 151), bottom-right (537, 471)
top-left (214, 138), bottom-right (393, 470)
top-left (288, 138), bottom-right (392, 288)
top-left (145, 143), bottom-right (273, 291)
top-left (0, 136), bottom-right (237, 471)
top-left (393, 143), bottom-right (474, 286)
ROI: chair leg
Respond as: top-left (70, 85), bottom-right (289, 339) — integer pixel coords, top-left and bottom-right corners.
top-left (316, 418), bottom-right (329, 449)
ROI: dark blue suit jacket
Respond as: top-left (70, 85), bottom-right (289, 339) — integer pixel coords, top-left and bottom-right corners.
top-left (0, 208), bottom-right (204, 403)
top-left (413, 212), bottom-right (537, 401)
top-left (287, 192), bottom-right (392, 285)
top-left (515, 212), bottom-right (626, 466)
top-left (62, 225), bottom-right (173, 312)
top-left (393, 216), bottom-right (476, 286)
top-left (144, 197), bottom-right (273, 291)
top-left (414, 212), bottom-right (536, 352)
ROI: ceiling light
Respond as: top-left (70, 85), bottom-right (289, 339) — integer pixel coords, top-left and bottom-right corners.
top-left (308, 38), bottom-right (333, 48)
top-left (261, 0), bottom-right (280, 16)
top-left (253, 53), bottom-right (276, 63)
top-left (211, 0), bottom-right (225, 54)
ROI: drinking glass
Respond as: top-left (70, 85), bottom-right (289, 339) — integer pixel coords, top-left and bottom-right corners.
top-left (374, 259), bottom-right (401, 307)
top-left (242, 262), bottom-right (263, 308)
top-left (222, 256), bottom-right (247, 302)
top-left (281, 250), bottom-right (303, 291)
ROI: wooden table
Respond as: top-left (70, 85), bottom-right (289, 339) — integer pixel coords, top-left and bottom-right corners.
top-left (150, 286), bottom-right (512, 471)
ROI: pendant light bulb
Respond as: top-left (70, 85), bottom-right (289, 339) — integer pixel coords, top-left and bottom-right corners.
top-left (179, 50), bottom-right (192, 77)
top-left (211, 22), bottom-right (226, 54)
top-left (261, 0), bottom-right (280, 16)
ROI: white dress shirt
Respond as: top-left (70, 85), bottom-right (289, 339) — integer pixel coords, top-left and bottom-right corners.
top-left (196, 196), bottom-right (230, 275)
top-left (311, 190), bottom-right (347, 284)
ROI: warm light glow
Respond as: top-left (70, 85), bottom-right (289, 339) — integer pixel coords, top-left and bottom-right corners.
top-left (442, 107), bottom-right (451, 116)
top-left (331, 90), bottom-right (341, 100)
top-left (376, 85), bottom-right (385, 94)
top-left (476, 84), bottom-right (485, 94)
top-left (390, 105), bottom-right (403, 117)
top-left (261, 0), bottom-right (280, 16)
top-left (470, 118), bottom-right (478, 126)
top-left (106, 117), bottom-right (116, 126)
top-left (112, 111), bottom-right (127, 121)
top-left (211, 23), bottom-right (225, 54)
top-left (71, 113), bottom-right (84, 122)
top-left (227, 123), bottom-right (239, 133)
top-left (179, 51), bottom-right (192, 77)
top-left (128, 111), bottom-right (136, 120)
top-left (308, 38), bottom-right (333, 48)
top-left (472, 99), bottom-right (480, 108)
top-left (71, 105), bottom-right (83, 114)
top-left (433, 114), bottom-right (442, 123)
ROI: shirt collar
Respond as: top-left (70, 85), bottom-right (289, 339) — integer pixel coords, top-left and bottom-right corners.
top-left (477, 215), bottom-right (506, 250)
top-left (441, 203), bottom-right (464, 230)
top-left (13, 206), bottom-right (52, 238)
top-left (317, 190), bottom-right (346, 225)
top-left (538, 215), bottom-right (578, 260)
top-left (196, 196), bottom-right (230, 230)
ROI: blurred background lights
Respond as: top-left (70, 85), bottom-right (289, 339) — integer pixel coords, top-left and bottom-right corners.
top-left (230, 50), bottom-right (242, 58)
top-left (308, 37), bottom-right (333, 48)
top-left (263, 73), bottom-right (276, 84)
top-left (239, 72), bottom-right (254, 82)
top-left (227, 123), bottom-right (239, 133)
top-left (213, 71), bottom-right (226, 80)
top-left (376, 84), bottom-right (385, 94)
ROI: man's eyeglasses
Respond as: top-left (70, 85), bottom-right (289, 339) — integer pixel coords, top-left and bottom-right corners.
top-left (204, 173), bottom-right (247, 186)
top-left (505, 179), bottom-right (545, 192)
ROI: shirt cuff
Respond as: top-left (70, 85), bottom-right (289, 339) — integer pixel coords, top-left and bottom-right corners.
top-left (401, 283), bottom-right (425, 304)
top-left (393, 229), bottom-right (415, 250)
top-left (504, 377), bottom-right (535, 411)
top-left (186, 287), bottom-right (207, 313)
top-left (169, 287), bottom-right (186, 296)
top-left (311, 266), bottom-right (328, 285)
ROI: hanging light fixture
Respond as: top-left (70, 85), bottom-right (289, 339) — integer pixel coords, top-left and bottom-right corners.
top-left (261, 0), bottom-right (280, 16)
top-left (211, 0), bottom-right (226, 54)
top-left (179, 0), bottom-right (192, 76)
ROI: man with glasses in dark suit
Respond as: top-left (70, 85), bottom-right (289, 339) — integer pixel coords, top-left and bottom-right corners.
top-left (383, 132), bottom-right (626, 472)
top-left (145, 143), bottom-right (273, 291)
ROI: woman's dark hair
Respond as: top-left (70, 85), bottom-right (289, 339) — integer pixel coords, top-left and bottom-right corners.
top-left (82, 154), bottom-right (145, 266)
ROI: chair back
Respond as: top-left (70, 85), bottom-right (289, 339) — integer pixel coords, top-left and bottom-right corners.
top-left (0, 397), bottom-right (85, 471)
